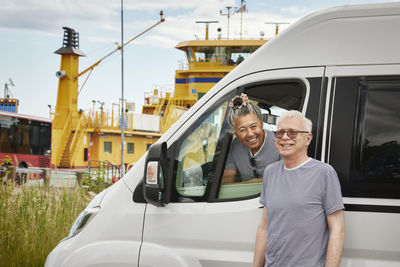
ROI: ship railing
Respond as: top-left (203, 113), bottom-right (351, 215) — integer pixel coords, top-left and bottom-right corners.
top-left (177, 59), bottom-right (189, 70)
top-left (82, 109), bottom-right (160, 133)
top-left (88, 159), bottom-right (121, 183)
top-left (161, 97), bottom-right (188, 133)
top-left (83, 110), bottom-right (120, 130)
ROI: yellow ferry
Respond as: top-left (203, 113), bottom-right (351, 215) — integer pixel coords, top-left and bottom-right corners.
top-left (51, 23), bottom-right (268, 171)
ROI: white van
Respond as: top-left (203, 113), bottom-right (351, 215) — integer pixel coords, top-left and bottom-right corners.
top-left (46, 2), bottom-right (400, 266)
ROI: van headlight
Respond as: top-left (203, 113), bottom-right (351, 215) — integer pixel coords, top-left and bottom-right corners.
top-left (67, 206), bottom-right (100, 238)
top-left (62, 189), bottom-right (108, 241)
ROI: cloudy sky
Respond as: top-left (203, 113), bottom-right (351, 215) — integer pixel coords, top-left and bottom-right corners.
top-left (0, 0), bottom-right (391, 118)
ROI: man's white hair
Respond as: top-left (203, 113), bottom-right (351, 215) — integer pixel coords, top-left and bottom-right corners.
top-left (277, 110), bottom-right (312, 132)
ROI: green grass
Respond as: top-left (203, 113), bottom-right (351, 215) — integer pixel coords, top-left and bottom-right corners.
top-left (0, 184), bottom-right (93, 267)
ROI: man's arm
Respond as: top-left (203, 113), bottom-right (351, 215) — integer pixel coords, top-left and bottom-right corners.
top-left (325, 209), bottom-right (345, 267)
top-left (253, 207), bottom-right (267, 267)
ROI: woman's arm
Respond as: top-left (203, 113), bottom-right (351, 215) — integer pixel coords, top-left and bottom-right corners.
top-left (221, 169), bottom-right (238, 184)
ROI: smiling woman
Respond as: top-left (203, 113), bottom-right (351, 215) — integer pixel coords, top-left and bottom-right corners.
top-left (222, 93), bottom-right (281, 185)
top-left (234, 112), bottom-right (265, 155)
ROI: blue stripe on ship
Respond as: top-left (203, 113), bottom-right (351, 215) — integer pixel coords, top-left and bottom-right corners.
top-left (175, 77), bottom-right (222, 84)
top-left (175, 78), bottom-right (187, 84)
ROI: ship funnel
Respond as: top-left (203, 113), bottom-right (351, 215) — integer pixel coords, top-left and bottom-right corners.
top-left (54, 27), bottom-right (86, 56)
top-left (62, 27), bottom-right (80, 49)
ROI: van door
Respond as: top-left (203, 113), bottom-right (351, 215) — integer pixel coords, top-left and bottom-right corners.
top-left (325, 65), bottom-right (400, 266)
top-left (139, 67), bottom-right (325, 266)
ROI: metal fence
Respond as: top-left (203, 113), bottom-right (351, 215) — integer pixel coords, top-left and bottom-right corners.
top-left (1, 167), bottom-right (84, 188)
top-left (88, 160), bottom-right (121, 183)
top-left (1, 161), bottom-right (122, 188)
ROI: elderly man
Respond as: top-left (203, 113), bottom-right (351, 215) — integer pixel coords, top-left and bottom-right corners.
top-left (253, 110), bottom-right (345, 267)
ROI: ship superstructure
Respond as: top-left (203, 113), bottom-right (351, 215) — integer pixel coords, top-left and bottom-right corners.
top-left (142, 28), bottom-right (267, 133)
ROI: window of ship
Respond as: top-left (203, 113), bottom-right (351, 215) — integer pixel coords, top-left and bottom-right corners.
top-left (219, 46), bottom-right (258, 66)
top-left (127, 143), bottom-right (134, 154)
top-left (230, 46), bottom-right (251, 64)
top-left (104, 141), bottom-right (112, 154)
top-left (219, 47), bottom-right (232, 65)
top-left (192, 46), bottom-right (262, 65)
top-left (194, 47), bottom-right (217, 62)
top-left (186, 48), bottom-right (194, 63)
top-left (251, 46), bottom-right (261, 53)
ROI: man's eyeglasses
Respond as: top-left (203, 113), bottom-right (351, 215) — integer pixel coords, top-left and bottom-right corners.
top-left (274, 130), bottom-right (310, 139)
top-left (250, 158), bottom-right (260, 177)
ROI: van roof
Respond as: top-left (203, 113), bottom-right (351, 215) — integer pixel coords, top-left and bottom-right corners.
top-left (228, 2), bottom-right (400, 77)
top-left (161, 3), bottom-right (400, 144)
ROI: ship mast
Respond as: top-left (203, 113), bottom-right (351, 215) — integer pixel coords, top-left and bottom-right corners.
top-left (195, 21), bottom-right (218, 40)
top-left (236, 0), bottom-right (247, 39)
top-left (220, 7), bottom-right (235, 39)
top-left (3, 78), bottom-right (14, 99)
top-left (265, 21), bottom-right (289, 35)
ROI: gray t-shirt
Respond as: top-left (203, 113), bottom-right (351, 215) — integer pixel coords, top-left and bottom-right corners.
top-left (225, 130), bottom-right (281, 181)
top-left (260, 158), bottom-right (344, 267)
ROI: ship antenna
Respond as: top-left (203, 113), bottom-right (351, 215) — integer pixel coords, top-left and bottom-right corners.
top-left (195, 21), bottom-right (218, 40)
top-left (265, 21), bottom-right (289, 35)
top-left (4, 78), bottom-right (14, 99)
top-left (220, 7), bottom-right (236, 39)
top-left (235, 0), bottom-right (247, 40)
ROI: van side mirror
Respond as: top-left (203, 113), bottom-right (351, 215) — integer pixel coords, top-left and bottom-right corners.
top-left (143, 142), bottom-right (167, 207)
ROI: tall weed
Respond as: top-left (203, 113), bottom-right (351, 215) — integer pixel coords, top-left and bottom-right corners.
top-left (0, 184), bottom-right (93, 267)
top-left (82, 167), bottom-right (112, 193)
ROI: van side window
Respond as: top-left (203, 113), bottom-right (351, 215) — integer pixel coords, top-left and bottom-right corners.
top-left (354, 78), bottom-right (400, 198)
top-left (175, 98), bottom-right (230, 199)
top-left (218, 80), bottom-right (306, 200)
top-left (173, 80), bottom-right (307, 202)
